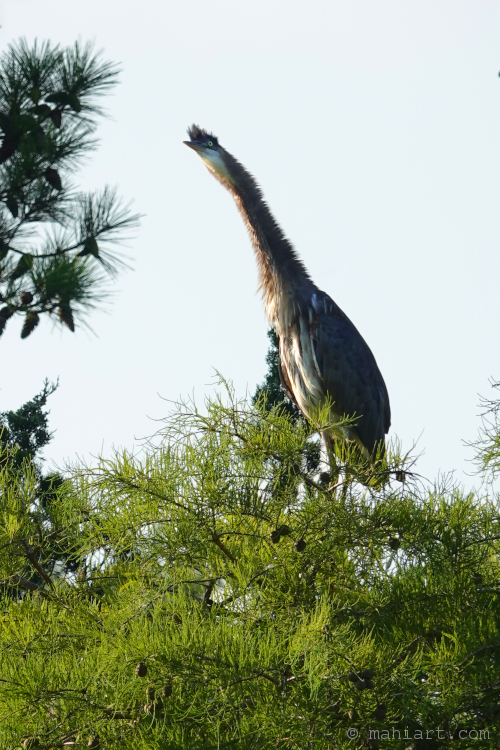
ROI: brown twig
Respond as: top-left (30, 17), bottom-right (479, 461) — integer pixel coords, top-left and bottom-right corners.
top-left (211, 532), bottom-right (237, 564)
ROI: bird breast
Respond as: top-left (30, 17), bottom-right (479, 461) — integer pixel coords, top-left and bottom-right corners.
top-left (278, 310), bottom-right (332, 422)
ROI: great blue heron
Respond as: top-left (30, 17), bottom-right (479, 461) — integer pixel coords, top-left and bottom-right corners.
top-left (184, 125), bottom-right (391, 462)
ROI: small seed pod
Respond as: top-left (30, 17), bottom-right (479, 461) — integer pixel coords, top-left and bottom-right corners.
top-left (373, 703), bottom-right (387, 721)
top-left (135, 662), bottom-right (147, 677)
top-left (472, 572), bottom-right (483, 585)
top-left (87, 737), bottom-right (100, 748)
top-left (354, 679), bottom-right (366, 691)
top-left (172, 613), bottom-right (182, 624)
top-left (348, 708), bottom-right (359, 721)
top-left (162, 683), bottom-right (172, 698)
top-left (319, 472), bottom-right (331, 485)
top-left (146, 686), bottom-right (155, 701)
top-left (20, 291), bottom-right (33, 305)
top-left (278, 524), bottom-right (291, 536)
top-left (347, 672), bottom-right (358, 683)
top-left (270, 529), bottom-right (281, 544)
top-left (389, 537), bottom-right (400, 551)
top-left (360, 669), bottom-right (374, 680)
top-left (364, 679), bottom-right (375, 689)
top-left (295, 538), bottom-right (306, 552)
top-left (394, 470), bottom-right (406, 482)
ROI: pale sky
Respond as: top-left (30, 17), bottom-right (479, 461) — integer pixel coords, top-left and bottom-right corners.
top-left (1, 0), bottom-right (499, 486)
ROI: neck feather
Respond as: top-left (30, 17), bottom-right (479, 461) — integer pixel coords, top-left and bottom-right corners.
top-left (214, 150), bottom-right (315, 325)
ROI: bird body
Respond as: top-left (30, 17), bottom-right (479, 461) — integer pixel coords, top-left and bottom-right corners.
top-left (185, 126), bottom-right (390, 457)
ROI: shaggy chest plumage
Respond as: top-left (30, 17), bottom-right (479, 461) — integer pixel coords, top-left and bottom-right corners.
top-left (275, 291), bottom-right (355, 441)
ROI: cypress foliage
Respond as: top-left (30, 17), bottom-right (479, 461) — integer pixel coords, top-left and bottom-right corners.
top-left (0, 383), bottom-right (499, 749)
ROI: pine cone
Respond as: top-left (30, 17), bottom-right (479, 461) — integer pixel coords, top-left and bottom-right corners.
top-left (44, 167), bottom-right (62, 191)
top-left (6, 196), bottom-right (18, 217)
top-left (0, 133), bottom-right (20, 164)
top-left (21, 312), bottom-right (40, 339)
top-left (0, 306), bottom-right (14, 336)
top-left (135, 662), bottom-right (147, 677)
top-left (295, 538), bottom-right (306, 552)
top-left (33, 126), bottom-right (46, 152)
top-left (78, 238), bottom-right (99, 258)
top-left (58, 303), bottom-right (75, 331)
top-left (10, 255), bottom-right (32, 280)
top-left (35, 104), bottom-right (51, 117)
top-left (278, 524), bottom-right (291, 536)
top-left (49, 108), bottom-right (62, 129)
top-left (69, 94), bottom-right (82, 112)
top-left (20, 291), bottom-right (33, 305)
top-left (29, 87), bottom-right (41, 104)
top-left (270, 530), bottom-right (281, 544)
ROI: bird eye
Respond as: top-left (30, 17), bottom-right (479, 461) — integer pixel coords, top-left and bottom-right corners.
top-left (207, 140), bottom-right (213, 147)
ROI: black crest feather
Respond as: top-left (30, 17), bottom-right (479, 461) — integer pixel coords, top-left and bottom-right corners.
top-left (187, 124), bottom-right (219, 147)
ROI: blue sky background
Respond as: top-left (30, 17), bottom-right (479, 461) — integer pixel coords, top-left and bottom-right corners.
top-left (1, 0), bottom-right (500, 486)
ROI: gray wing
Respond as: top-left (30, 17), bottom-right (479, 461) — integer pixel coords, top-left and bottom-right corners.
top-left (310, 292), bottom-right (391, 454)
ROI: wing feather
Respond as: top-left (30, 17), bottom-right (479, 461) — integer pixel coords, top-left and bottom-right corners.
top-left (309, 292), bottom-right (391, 454)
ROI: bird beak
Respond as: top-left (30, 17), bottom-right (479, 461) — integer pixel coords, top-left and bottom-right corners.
top-left (184, 141), bottom-right (205, 153)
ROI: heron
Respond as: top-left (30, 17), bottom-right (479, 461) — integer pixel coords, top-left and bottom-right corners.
top-left (184, 125), bottom-right (391, 466)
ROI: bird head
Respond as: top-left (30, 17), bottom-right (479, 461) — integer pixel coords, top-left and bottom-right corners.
top-left (184, 125), bottom-right (234, 186)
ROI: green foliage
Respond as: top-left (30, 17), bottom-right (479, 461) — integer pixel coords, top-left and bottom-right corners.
top-left (0, 379), bottom-right (56, 467)
top-left (0, 39), bottom-right (141, 338)
top-left (253, 328), bottom-right (302, 423)
top-left (1, 384), bottom-right (499, 748)
top-left (0, 383), bottom-right (80, 596)
top-left (468, 380), bottom-right (500, 483)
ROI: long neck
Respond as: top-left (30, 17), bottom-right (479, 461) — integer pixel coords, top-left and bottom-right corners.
top-left (216, 150), bottom-right (315, 326)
